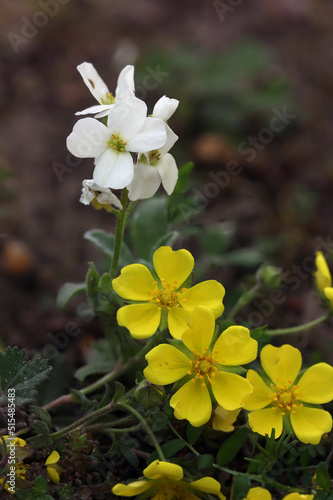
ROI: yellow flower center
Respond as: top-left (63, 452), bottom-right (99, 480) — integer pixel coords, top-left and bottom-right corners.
top-left (100, 92), bottom-right (115, 105)
top-left (155, 482), bottom-right (189, 499)
top-left (269, 379), bottom-right (304, 415)
top-left (188, 349), bottom-right (219, 387)
top-left (109, 133), bottom-right (127, 152)
top-left (147, 279), bottom-right (187, 311)
top-left (149, 149), bottom-right (161, 166)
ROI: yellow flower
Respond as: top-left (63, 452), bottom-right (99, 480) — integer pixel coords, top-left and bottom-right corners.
top-left (144, 306), bottom-right (257, 427)
top-left (45, 450), bottom-right (62, 484)
top-left (112, 246), bottom-right (225, 339)
top-left (245, 487), bottom-right (313, 500)
top-left (212, 406), bottom-right (241, 432)
top-left (112, 459), bottom-right (225, 499)
top-left (0, 436), bottom-right (30, 495)
top-left (243, 344), bottom-right (333, 444)
top-left (314, 251), bottom-right (333, 307)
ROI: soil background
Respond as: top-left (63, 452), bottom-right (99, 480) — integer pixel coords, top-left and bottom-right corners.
top-left (1, 0), bottom-right (333, 365)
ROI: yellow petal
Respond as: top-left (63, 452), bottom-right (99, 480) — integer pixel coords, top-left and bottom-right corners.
top-left (261, 344), bottom-right (301, 387)
top-left (212, 406), bottom-right (241, 432)
top-left (3, 436), bottom-right (27, 447)
top-left (112, 263), bottom-right (156, 300)
top-left (153, 246), bottom-right (194, 287)
top-left (247, 487), bottom-right (272, 500)
top-left (297, 363), bottom-right (333, 404)
top-left (283, 494), bottom-right (314, 500)
top-left (213, 326), bottom-right (257, 366)
top-left (314, 251), bottom-right (332, 291)
top-left (290, 407), bottom-right (332, 444)
top-left (323, 287), bottom-right (333, 308)
top-left (117, 303), bottom-right (161, 339)
top-left (45, 450), bottom-right (60, 465)
top-left (47, 465), bottom-right (61, 484)
top-left (144, 460), bottom-right (183, 480)
top-left (170, 378), bottom-right (212, 427)
top-left (190, 477), bottom-right (225, 500)
top-left (212, 372), bottom-right (253, 410)
top-left (248, 407), bottom-right (283, 438)
top-left (243, 370), bottom-right (273, 411)
top-left (144, 344), bottom-right (190, 385)
top-left (181, 306), bottom-right (215, 355)
top-left (112, 480), bottom-right (152, 497)
top-left (167, 306), bottom-right (190, 339)
top-left (181, 281), bottom-right (225, 318)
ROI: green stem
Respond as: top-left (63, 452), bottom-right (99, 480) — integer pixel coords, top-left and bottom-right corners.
top-left (168, 423), bottom-right (261, 481)
top-left (117, 402), bottom-right (166, 461)
top-left (51, 403), bottom-right (112, 440)
top-left (226, 285), bottom-right (259, 322)
top-left (266, 313), bottom-right (329, 336)
top-left (82, 335), bottom-right (156, 396)
top-left (110, 189), bottom-right (129, 279)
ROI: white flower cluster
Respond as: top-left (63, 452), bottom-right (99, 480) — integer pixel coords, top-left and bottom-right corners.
top-left (67, 63), bottom-right (179, 210)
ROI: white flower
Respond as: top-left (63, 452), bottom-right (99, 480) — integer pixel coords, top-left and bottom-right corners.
top-left (75, 63), bottom-right (135, 118)
top-left (127, 129), bottom-right (178, 201)
top-left (127, 96), bottom-right (179, 201)
top-left (67, 96), bottom-right (167, 190)
top-left (80, 179), bottom-right (122, 212)
top-left (152, 95), bottom-right (179, 122)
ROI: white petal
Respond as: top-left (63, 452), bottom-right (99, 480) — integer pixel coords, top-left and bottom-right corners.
top-left (80, 179), bottom-right (122, 209)
top-left (159, 124), bottom-right (178, 155)
top-left (107, 96), bottom-right (147, 138)
top-left (153, 95), bottom-right (179, 121)
top-left (126, 117), bottom-right (167, 153)
top-left (66, 118), bottom-right (110, 158)
top-left (93, 149), bottom-right (134, 189)
top-left (75, 104), bottom-right (114, 116)
top-left (97, 190), bottom-right (122, 209)
top-left (127, 162), bottom-right (161, 201)
top-left (156, 153), bottom-right (178, 194)
top-left (77, 62), bottom-right (109, 103)
top-left (80, 181), bottom-right (95, 205)
top-left (115, 65), bottom-right (135, 101)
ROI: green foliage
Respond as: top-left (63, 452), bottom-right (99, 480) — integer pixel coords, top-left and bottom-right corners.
top-left (127, 197), bottom-right (169, 260)
top-left (0, 347), bottom-right (51, 406)
top-left (216, 427), bottom-right (249, 466)
top-left (56, 282), bottom-right (86, 310)
top-left (84, 229), bottom-right (133, 267)
top-left (16, 476), bottom-right (55, 500)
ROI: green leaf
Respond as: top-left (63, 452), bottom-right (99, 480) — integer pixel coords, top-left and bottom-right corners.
top-left (316, 461), bottom-right (332, 490)
top-left (0, 347), bottom-right (51, 406)
top-left (216, 427), bottom-right (249, 466)
top-left (151, 231), bottom-right (179, 257)
top-left (27, 433), bottom-right (53, 449)
top-left (197, 453), bottom-right (214, 471)
top-left (186, 423), bottom-right (203, 446)
top-left (56, 282), bottom-right (86, 310)
top-left (84, 229), bottom-right (132, 267)
top-left (231, 474), bottom-right (251, 500)
top-left (128, 197), bottom-right (169, 260)
top-left (173, 162), bottom-right (194, 195)
top-left (148, 439), bottom-right (185, 463)
top-left (70, 389), bottom-right (98, 413)
top-left (75, 361), bottom-right (111, 382)
top-left (86, 262), bottom-right (100, 302)
top-left (29, 406), bottom-right (51, 427)
top-left (31, 420), bottom-right (50, 434)
top-left (113, 381), bottom-right (126, 403)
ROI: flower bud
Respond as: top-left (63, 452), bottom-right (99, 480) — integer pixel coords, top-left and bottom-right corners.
top-left (256, 264), bottom-right (282, 291)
